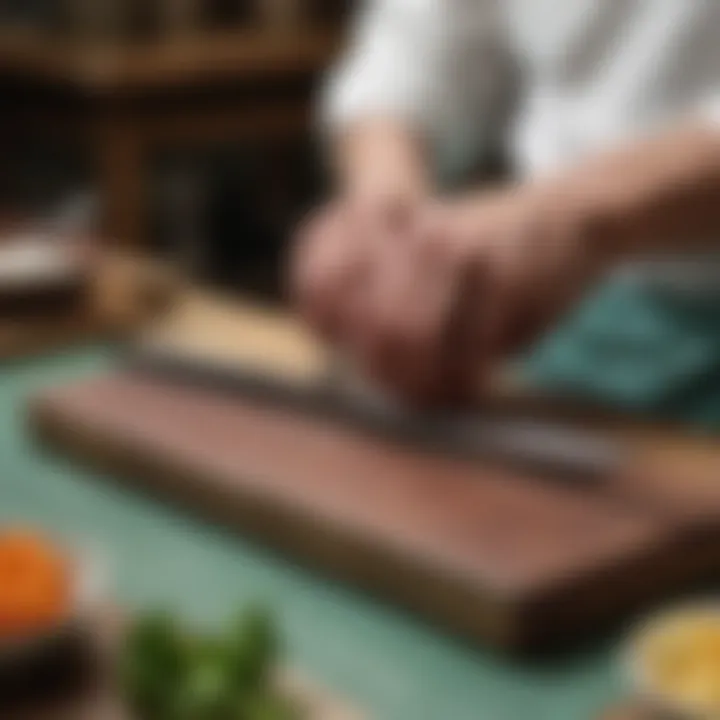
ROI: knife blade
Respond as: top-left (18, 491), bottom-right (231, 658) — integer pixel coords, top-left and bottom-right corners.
top-left (129, 343), bottom-right (625, 481)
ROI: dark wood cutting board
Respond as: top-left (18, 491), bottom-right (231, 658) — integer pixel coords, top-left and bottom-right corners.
top-left (29, 369), bottom-right (720, 651)
top-left (28, 295), bottom-right (720, 649)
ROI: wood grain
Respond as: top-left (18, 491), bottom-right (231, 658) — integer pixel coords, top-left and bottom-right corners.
top-left (29, 295), bottom-right (720, 649)
top-left (30, 370), bottom-right (720, 650)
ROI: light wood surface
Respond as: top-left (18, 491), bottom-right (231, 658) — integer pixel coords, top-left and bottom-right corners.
top-left (139, 290), bottom-right (328, 384)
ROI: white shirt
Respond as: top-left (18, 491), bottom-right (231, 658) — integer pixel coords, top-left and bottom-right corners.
top-left (324, 0), bottom-right (720, 179)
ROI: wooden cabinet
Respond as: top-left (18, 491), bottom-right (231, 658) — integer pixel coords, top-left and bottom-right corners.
top-left (0, 7), bottom-right (347, 246)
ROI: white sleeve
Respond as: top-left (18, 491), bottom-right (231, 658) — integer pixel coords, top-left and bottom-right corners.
top-left (680, 4), bottom-right (720, 130)
top-left (321, 0), bottom-right (510, 160)
top-left (700, 96), bottom-right (720, 126)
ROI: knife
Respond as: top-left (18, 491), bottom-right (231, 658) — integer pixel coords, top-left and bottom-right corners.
top-left (129, 343), bottom-right (625, 481)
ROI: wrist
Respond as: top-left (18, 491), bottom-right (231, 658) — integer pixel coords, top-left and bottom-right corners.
top-left (530, 124), bottom-right (720, 262)
top-left (532, 172), bottom-right (634, 270)
top-left (343, 173), bottom-right (428, 210)
top-left (337, 118), bottom-right (430, 205)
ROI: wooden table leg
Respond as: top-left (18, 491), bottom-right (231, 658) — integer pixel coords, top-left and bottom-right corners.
top-left (95, 119), bottom-right (146, 246)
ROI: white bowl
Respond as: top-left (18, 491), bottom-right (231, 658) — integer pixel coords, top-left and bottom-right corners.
top-left (625, 601), bottom-right (720, 719)
top-left (0, 238), bottom-right (84, 290)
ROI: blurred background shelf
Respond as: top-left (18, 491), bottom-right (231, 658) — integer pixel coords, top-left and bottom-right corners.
top-left (0, 26), bottom-right (341, 91)
top-left (0, 2), bottom-right (350, 296)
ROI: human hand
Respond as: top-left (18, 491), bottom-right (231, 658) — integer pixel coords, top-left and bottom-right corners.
top-left (338, 185), bottom-right (615, 405)
top-left (290, 117), bottom-right (429, 342)
top-left (290, 189), bottom-right (420, 344)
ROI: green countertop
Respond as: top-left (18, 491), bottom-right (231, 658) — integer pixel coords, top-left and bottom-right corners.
top-left (0, 347), bottom-right (624, 720)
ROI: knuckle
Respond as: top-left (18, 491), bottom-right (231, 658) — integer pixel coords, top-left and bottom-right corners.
top-left (400, 314), bottom-right (436, 354)
top-left (418, 228), bottom-right (447, 260)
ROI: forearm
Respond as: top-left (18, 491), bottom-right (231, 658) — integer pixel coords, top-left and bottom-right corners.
top-left (332, 117), bottom-right (431, 203)
top-left (547, 124), bottom-right (720, 261)
top-left (322, 0), bottom-right (501, 206)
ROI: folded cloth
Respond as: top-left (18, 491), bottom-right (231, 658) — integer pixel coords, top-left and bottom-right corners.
top-left (525, 265), bottom-right (720, 429)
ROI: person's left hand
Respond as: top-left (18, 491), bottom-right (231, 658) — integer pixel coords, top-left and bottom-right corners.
top-left (339, 185), bottom-right (615, 405)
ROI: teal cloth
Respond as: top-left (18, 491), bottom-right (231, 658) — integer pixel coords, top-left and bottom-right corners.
top-left (526, 272), bottom-right (720, 428)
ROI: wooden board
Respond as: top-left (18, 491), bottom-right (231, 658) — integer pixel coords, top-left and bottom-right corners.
top-left (8, 609), bottom-right (361, 720)
top-left (137, 290), bottom-right (330, 386)
top-left (28, 293), bottom-right (720, 649)
top-left (29, 369), bottom-right (720, 651)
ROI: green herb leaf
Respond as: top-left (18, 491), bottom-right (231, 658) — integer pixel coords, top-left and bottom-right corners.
top-left (121, 612), bottom-right (189, 718)
top-left (226, 605), bottom-right (279, 692)
top-left (239, 692), bottom-right (305, 720)
top-left (120, 604), bottom-right (289, 720)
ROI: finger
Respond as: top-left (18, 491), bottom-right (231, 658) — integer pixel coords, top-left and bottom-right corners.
top-left (294, 210), bottom-right (363, 341)
top-left (353, 212), bottom-right (458, 404)
top-left (497, 226), bottom-right (575, 354)
top-left (438, 248), bottom-right (488, 404)
top-left (347, 241), bottom-right (418, 394)
top-left (291, 212), bottom-right (340, 333)
top-left (351, 190), bottom-right (417, 235)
